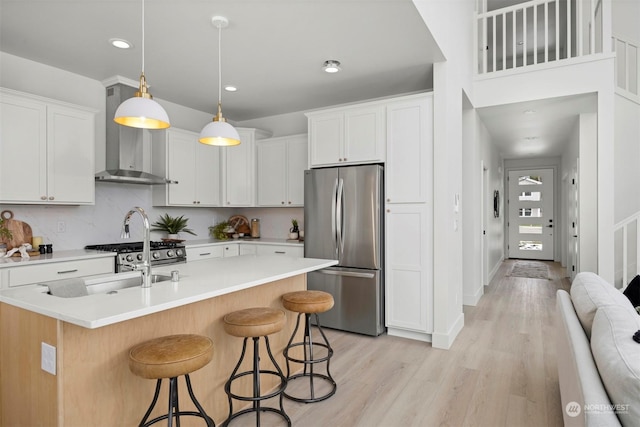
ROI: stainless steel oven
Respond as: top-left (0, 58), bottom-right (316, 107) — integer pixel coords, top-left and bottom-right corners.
top-left (85, 241), bottom-right (186, 272)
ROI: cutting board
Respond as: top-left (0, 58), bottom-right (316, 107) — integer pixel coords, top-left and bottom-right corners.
top-left (1, 210), bottom-right (33, 251)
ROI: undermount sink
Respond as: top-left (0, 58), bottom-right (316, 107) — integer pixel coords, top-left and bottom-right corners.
top-left (45, 273), bottom-right (173, 298)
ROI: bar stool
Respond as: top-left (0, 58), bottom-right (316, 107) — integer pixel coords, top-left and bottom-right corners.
top-left (222, 307), bottom-right (290, 426)
top-left (281, 290), bottom-right (337, 403)
top-left (128, 334), bottom-right (215, 427)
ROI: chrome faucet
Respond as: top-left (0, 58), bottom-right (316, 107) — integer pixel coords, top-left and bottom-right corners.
top-left (121, 207), bottom-right (152, 288)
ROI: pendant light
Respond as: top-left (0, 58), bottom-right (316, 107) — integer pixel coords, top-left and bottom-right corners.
top-left (114, 0), bottom-right (170, 129)
top-left (199, 16), bottom-right (240, 146)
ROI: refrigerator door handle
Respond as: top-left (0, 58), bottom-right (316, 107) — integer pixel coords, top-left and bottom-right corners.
top-left (336, 177), bottom-right (345, 256)
top-left (331, 178), bottom-right (339, 257)
top-left (316, 269), bottom-right (375, 279)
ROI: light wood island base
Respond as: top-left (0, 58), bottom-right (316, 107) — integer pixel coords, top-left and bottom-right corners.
top-left (0, 274), bottom-right (305, 426)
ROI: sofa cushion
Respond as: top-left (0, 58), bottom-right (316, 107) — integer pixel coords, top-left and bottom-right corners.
top-left (591, 305), bottom-right (640, 427)
top-left (570, 272), bottom-right (636, 338)
top-left (623, 275), bottom-right (640, 314)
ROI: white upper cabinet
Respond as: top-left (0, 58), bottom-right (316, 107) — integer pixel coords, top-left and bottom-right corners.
top-left (152, 128), bottom-right (221, 207)
top-left (307, 103), bottom-right (385, 167)
top-left (222, 128), bottom-right (256, 206)
top-left (257, 134), bottom-right (307, 207)
top-left (0, 88), bottom-right (96, 204)
top-left (385, 94), bottom-right (433, 204)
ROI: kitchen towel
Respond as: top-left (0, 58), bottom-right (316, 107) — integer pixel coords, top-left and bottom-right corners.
top-left (47, 278), bottom-right (89, 298)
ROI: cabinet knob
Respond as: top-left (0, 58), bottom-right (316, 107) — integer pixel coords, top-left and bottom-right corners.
top-left (48, 196), bottom-right (54, 200)
top-left (344, 158), bottom-right (347, 161)
top-left (288, 201), bottom-right (292, 204)
top-left (41, 196), bottom-right (47, 200)
top-left (387, 198), bottom-right (391, 202)
top-left (193, 201), bottom-right (197, 204)
top-left (197, 201), bottom-right (201, 204)
top-left (281, 201), bottom-right (285, 205)
top-left (386, 209), bottom-right (390, 213)
top-left (338, 158), bottom-right (343, 162)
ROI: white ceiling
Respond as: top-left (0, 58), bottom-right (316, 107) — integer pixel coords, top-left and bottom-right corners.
top-left (0, 0), bottom-right (441, 121)
top-left (1, 0), bottom-right (596, 160)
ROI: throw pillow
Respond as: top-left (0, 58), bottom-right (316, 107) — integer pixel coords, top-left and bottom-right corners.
top-left (623, 275), bottom-right (640, 314)
top-left (591, 305), bottom-right (640, 427)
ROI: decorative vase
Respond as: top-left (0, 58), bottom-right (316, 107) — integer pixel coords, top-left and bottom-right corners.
top-left (168, 233), bottom-right (179, 240)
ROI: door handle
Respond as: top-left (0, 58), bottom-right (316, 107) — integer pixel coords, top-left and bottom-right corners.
top-left (317, 269), bottom-right (375, 279)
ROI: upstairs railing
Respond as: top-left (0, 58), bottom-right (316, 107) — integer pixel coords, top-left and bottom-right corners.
top-left (476, 0), bottom-right (603, 75)
top-left (613, 34), bottom-right (640, 103)
top-left (614, 212), bottom-right (640, 290)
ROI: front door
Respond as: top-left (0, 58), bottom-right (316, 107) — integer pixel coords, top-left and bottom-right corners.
top-left (508, 168), bottom-right (555, 260)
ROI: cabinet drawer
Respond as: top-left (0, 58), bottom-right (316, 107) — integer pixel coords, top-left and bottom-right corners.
top-left (186, 246), bottom-right (224, 261)
top-left (7, 257), bottom-right (114, 288)
top-left (239, 244), bottom-right (257, 255)
top-left (256, 245), bottom-right (303, 257)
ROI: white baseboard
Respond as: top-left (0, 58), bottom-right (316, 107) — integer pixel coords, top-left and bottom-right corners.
top-left (387, 327), bottom-right (432, 343)
top-left (463, 285), bottom-right (483, 306)
top-left (487, 257), bottom-right (503, 284)
top-left (431, 312), bottom-right (465, 350)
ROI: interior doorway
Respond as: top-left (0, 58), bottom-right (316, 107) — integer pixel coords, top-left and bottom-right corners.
top-left (507, 168), bottom-right (555, 260)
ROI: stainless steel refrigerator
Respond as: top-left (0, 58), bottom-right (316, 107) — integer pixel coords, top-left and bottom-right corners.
top-left (304, 164), bottom-right (384, 336)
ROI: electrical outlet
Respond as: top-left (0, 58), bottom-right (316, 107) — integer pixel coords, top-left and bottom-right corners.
top-left (41, 342), bottom-right (56, 375)
top-left (57, 221), bottom-right (66, 233)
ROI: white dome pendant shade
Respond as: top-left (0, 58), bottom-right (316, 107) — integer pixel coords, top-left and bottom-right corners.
top-left (114, 73), bottom-right (170, 129)
top-left (199, 102), bottom-right (240, 146)
top-left (113, 0), bottom-right (170, 130)
top-left (199, 15), bottom-right (240, 146)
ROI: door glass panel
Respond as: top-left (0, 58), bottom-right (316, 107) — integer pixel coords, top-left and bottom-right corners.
top-left (519, 224), bottom-right (542, 234)
top-left (518, 207), bottom-right (542, 217)
top-left (519, 191), bottom-right (541, 201)
top-left (518, 175), bottom-right (542, 185)
top-left (519, 240), bottom-right (542, 251)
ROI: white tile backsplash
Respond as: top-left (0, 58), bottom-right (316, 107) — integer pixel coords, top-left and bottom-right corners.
top-left (1, 184), bottom-right (302, 250)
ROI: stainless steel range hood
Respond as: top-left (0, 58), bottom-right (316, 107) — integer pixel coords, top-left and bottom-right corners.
top-left (95, 83), bottom-right (175, 185)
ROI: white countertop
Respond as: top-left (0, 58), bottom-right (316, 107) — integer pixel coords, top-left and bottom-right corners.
top-left (185, 238), bottom-right (303, 248)
top-left (0, 250), bottom-right (116, 269)
top-left (0, 255), bottom-right (336, 329)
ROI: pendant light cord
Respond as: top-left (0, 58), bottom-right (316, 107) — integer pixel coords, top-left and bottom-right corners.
top-left (218, 23), bottom-right (222, 106)
top-left (141, 0), bottom-right (145, 73)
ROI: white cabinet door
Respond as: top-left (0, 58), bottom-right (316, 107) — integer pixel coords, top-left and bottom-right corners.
top-left (46, 105), bottom-right (95, 204)
top-left (256, 245), bottom-right (303, 257)
top-left (386, 95), bottom-right (433, 204)
top-left (307, 103), bottom-right (385, 167)
top-left (385, 203), bottom-right (432, 334)
top-left (256, 134), bottom-right (307, 207)
top-left (0, 93), bottom-right (47, 202)
top-left (222, 244), bottom-right (240, 257)
top-left (186, 245), bottom-right (224, 261)
top-left (222, 129), bottom-right (255, 206)
top-left (343, 105), bottom-right (385, 164)
top-left (153, 128), bottom-right (221, 207)
top-left (257, 140), bottom-right (287, 206)
top-left (0, 89), bottom-right (95, 205)
top-left (308, 112), bottom-right (343, 166)
top-left (4, 257), bottom-right (114, 288)
top-left (286, 136), bottom-right (307, 206)
top-left (239, 244), bottom-right (257, 255)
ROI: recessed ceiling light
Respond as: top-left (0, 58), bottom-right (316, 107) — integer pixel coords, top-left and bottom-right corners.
top-left (525, 136), bottom-right (539, 140)
top-left (524, 109), bottom-right (536, 114)
top-left (224, 85), bottom-right (237, 92)
top-left (109, 38), bottom-right (132, 49)
top-left (323, 60), bottom-right (341, 73)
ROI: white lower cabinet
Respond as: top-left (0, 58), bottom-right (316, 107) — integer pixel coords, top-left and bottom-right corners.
top-left (256, 245), bottom-right (303, 257)
top-left (239, 244), bottom-right (257, 255)
top-left (0, 257), bottom-right (114, 289)
top-left (185, 245), bottom-right (224, 261)
top-left (385, 201), bottom-right (433, 339)
top-left (222, 244), bottom-right (240, 257)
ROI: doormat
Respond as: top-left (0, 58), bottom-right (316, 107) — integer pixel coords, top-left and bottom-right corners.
top-left (508, 261), bottom-right (550, 280)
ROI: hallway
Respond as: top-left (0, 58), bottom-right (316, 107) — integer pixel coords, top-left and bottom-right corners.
top-left (267, 259), bottom-right (571, 426)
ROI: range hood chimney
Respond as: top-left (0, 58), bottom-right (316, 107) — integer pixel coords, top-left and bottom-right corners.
top-left (95, 83), bottom-right (174, 185)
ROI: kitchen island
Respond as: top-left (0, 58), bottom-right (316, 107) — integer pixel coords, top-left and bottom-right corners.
top-left (0, 255), bottom-right (337, 426)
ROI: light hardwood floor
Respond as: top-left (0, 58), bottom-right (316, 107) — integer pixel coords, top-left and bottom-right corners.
top-left (233, 260), bottom-right (571, 427)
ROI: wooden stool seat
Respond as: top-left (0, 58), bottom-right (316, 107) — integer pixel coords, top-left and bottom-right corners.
top-left (282, 290), bottom-right (334, 314)
top-left (129, 334), bottom-right (214, 380)
top-left (223, 307), bottom-right (285, 337)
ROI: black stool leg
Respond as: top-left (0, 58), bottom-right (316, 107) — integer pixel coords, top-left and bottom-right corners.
top-left (222, 336), bottom-right (290, 426)
top-left (139, 376), bottom-right (215, 427)
top-left (283, 312), bottom-right (336, 403)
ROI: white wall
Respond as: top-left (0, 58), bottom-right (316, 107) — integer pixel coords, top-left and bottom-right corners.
top-left (413, 0), bottom-right (475, 349)
top-left (614, 95), bottom-right (640, 223)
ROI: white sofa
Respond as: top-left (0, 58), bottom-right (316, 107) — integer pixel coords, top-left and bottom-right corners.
top-left (556, 272), bottom-right (640, 427)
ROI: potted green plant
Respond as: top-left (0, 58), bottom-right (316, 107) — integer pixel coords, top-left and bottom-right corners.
top-left (209, 221), bottom-right (231, 240)
top-left (151, 214), bottom-right (196, 239)
top-left (289, 218), bottom-right (299, 240)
